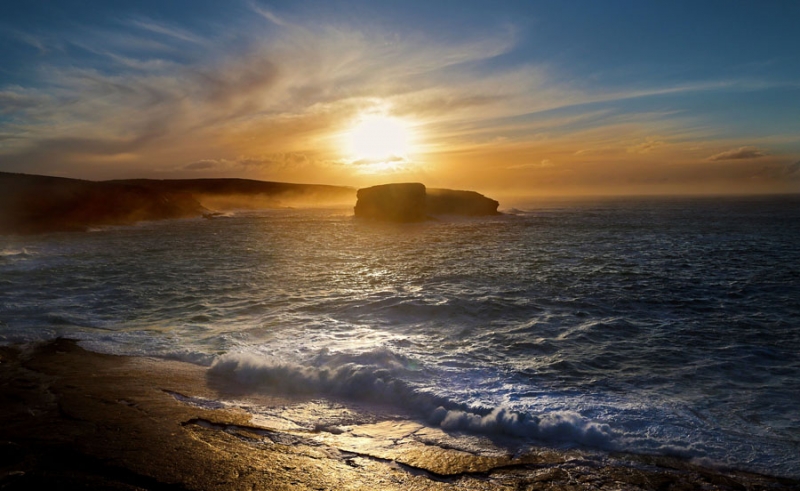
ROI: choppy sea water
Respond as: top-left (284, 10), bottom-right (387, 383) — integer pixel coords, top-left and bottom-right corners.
top-left (1, 196), bottom-right (799, 478)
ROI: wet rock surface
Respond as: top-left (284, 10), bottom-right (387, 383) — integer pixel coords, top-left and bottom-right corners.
top-left (1, 339), bottom-right (796, 490)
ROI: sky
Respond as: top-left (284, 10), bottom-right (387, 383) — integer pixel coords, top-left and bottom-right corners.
top-left (1, 0), bottom-right (799, 196)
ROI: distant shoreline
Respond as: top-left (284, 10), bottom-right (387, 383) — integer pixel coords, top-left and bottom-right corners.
top-left (0, 172), bottom-right (356, 235)
top-left (0, 172), bottom-right (508, 235)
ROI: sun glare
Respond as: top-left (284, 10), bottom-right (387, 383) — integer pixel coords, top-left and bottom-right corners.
top-left (344, 115), bottom-right (414, 162)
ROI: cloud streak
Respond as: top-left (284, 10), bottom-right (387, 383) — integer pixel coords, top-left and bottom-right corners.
top-left (0, 2), bottom-right (798, 194)
top-left (0, 9), bottom-right (527, 177)
top-left (127, 17), bottom-right (209, 46)
top-left (707, 146), bottom-right (767, 161)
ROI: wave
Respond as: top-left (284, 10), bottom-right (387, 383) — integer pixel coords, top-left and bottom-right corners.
top-left (500, 208), bottom-right (531, 215)
top-left (207, 347), bottom-right (799, 476)
top-left (208, 347), bottom-right (616, 449)
top-left (0, 248), bottom-right (34, 263)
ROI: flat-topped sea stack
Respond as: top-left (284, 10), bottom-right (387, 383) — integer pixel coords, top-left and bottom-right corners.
top-left (354, 183), bottom-right (427, 222)
top-left (354, 183), bottom-right (499, 222)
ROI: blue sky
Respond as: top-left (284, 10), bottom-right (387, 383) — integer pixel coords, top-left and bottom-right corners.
top-left (1, 0), bottom-right (799, 195)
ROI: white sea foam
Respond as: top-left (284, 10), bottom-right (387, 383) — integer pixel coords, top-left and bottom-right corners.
top-left (432, 407), bottom-right (614, 447)
top-left (209, 349), bottom-right (616, 449)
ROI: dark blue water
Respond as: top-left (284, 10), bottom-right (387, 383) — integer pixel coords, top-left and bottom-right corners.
top-left (1, 195), bottom-right (799, 477)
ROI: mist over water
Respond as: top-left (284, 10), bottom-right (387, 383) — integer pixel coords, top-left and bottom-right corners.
top-left (2, 196), bottom-right (799, 477)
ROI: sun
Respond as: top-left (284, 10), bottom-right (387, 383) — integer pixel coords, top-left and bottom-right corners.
top-left (343, 115), bottom-right (414, 162)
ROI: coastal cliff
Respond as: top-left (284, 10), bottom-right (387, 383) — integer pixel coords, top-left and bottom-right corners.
top-left (111, 178), bottom-right (356, 210)
top-left (0, 173), bottom-right (204, 234)
top-left (0, 173), bottom-right (498, 233)
top-left (354, 183), bottom-right (500, 222)
top-left (0, 173), bottom-right (354, 234)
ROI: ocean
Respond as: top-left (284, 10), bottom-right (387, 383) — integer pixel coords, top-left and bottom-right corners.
top-left (1, 195), bottom-right (799, 478)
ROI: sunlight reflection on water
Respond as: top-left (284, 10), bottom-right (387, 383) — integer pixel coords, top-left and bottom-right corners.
top-left (1, 197), bottom-right (799, 477)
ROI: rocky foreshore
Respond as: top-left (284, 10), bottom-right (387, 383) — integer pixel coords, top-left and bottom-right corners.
top-left (1, 339), bottom-right (795, 490)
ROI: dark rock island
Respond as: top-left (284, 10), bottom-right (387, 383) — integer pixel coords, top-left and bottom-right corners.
top-left (354, 183), bottom-right (428, 222)
top-left (354, 182), bottom-right (499, 222)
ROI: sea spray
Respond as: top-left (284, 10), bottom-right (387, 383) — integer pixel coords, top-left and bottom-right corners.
top-left (210, 348), bottom-right (616, 449)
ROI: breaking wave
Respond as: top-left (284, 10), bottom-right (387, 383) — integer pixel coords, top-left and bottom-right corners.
top-left (209, 348), bottom-right (616, 448)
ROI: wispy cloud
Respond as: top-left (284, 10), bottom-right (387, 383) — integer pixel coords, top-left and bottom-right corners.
top-left (349, 155), bottom-right (408, 166)
top-left (0, 89), bottom-right (47, 114)
top-left (628, 138), bottom-right (666, 154)
top-left (1, 3), bottom-right (798, 194)
top-left (248, 2), bottom-right (289, 27)
top-left (127, 17), bottom-right (209, 45)
top-left (707, 146), bottom-right (767, 161)
top-left (6, 29), bottom-right (53, 54)
top-left (180, 155), bottom-right (276, 172)
top-left (506, 159), bottom-right (556, 170)
top-left (0, 10), bottom-right (525, 175)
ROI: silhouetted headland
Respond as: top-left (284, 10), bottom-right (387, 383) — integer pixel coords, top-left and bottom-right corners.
top-left (110, 178), bottom-right (356, 211)
top-left (0, 173), bottom-right (203, 234)
top-left (0, 172), bottom-right (354, 234)
top-left (0, 173), bottom-right (499, 233)
top-left (354, 182), bottom-right (500, 222)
